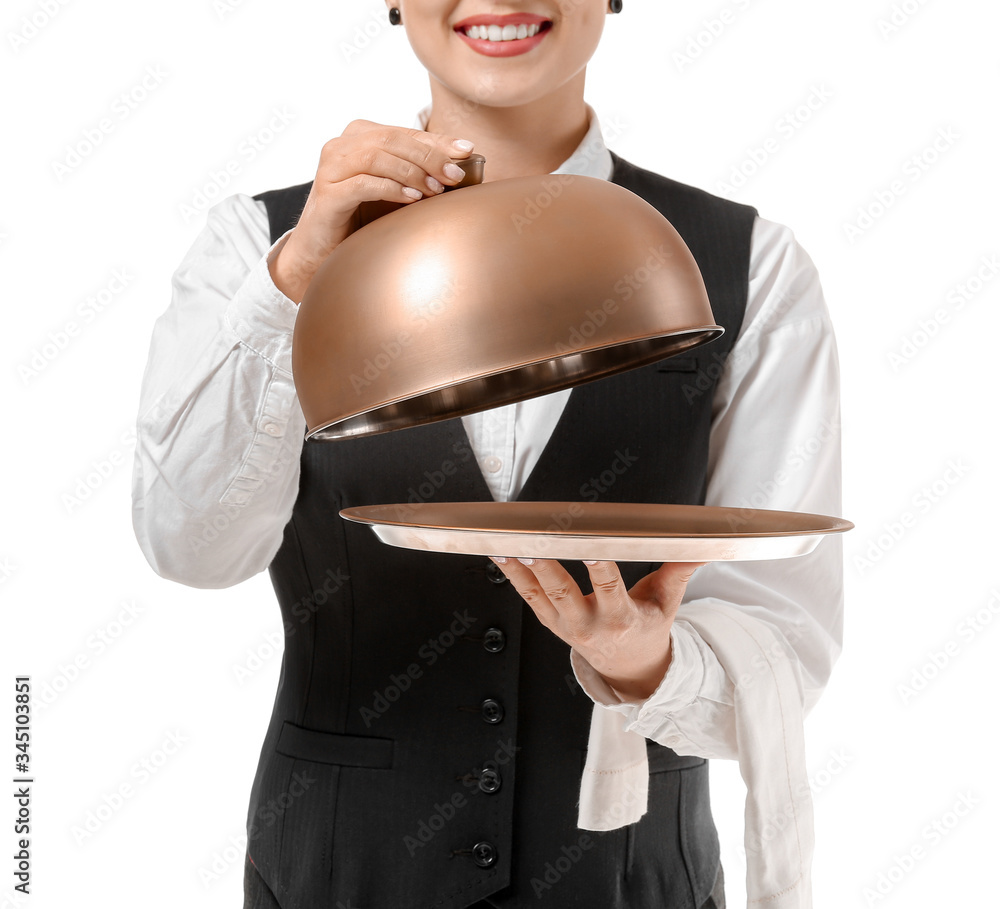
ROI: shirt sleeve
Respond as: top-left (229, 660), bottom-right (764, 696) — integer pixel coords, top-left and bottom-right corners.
top-left (571, 215), bottom-right (844, 760)
top-left (131, 193), bottom-right (307, 589)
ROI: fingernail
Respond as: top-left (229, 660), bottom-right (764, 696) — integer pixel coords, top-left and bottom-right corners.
top-left (443, 163), bottom-right (465, 182)
top-left (425, 175), bottom-right (444, 194)
top-left (452, 139), bottom-right (474, 152)
top-left (583, 560), bottom-right (597, 565)
top-left (402, 187), bottom-right (423, 200)
top-left (491, 556), bottom-right (508, 564)
top-left (517, 558), bottom-right (535, 566)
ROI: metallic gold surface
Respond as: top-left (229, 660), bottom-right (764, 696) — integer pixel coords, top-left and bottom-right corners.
top-left (339, 502), bottom-right (854, 562)
top-left (294, 173), bottom-right (722, 440)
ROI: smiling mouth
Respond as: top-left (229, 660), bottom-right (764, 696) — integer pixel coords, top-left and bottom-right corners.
top-left (457, 21), bottom-right (553, 42)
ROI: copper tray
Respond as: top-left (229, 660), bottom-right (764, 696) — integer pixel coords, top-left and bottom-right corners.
top-left (339, 502), bottom-right (852, 562)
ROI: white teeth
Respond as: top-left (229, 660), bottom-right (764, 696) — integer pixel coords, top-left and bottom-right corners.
top-left (465, 22), bottom-right (542, 41)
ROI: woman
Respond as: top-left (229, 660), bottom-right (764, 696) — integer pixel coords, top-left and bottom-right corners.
top-left (132, 2), bottom-right (843, 907)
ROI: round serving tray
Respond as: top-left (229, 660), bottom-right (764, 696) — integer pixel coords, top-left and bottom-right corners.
top-left (339, 501), bottom-right (853, 562)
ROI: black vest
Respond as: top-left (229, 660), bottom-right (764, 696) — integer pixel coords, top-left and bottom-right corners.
top-left (248, 152), bottom-right (756, 909)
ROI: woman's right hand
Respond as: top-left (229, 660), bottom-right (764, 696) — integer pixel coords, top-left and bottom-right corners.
top-left (269, 119), bottom-right (475, 302)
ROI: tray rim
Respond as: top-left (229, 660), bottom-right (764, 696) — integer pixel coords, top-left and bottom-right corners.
top-left (338, 501), bottom-right (854, 540)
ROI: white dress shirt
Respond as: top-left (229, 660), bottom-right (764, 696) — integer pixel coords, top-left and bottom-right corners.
top-left (132, 105), bottom-right (842, 909)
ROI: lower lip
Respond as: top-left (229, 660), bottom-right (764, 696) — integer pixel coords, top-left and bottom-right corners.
top-left (455, 24), bottom-right (551, 57)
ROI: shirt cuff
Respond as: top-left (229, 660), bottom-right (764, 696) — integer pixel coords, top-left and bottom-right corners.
top-left (224, 230), bottom-right (299, 375)
top-left (571, 620), bottom-right (707, 720)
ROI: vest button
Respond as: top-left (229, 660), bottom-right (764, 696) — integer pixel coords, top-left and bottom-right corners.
top-left (480, 698), bottom-right (504, 724)
top-left (473, 841), bottom-right (498, 868)
top-left (482, 627), bottom-right (506, 653)
top-left (485, 561), bottom-right (508, 584)
top-left (478, 768), bottom-right (501, 794)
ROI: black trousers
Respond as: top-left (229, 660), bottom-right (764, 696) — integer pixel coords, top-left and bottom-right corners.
top-left (243, 852), bottom-right (726, 909)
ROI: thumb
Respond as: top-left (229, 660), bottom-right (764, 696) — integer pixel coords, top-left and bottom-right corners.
top-left (638, 561), bottom-right (706, 609)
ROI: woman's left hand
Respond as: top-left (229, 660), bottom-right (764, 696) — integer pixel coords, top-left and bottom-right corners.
top-left (489, 557), bottom-right (705, 701)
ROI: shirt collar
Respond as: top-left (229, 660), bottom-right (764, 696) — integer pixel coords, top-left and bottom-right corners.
top-left (414, 103), bottom-right (613, 181)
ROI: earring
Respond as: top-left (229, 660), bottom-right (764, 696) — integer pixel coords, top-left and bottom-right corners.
top-left (609, 0), bottom-right (622, 12)
top-left (389, 7), bottom-right (402, 25)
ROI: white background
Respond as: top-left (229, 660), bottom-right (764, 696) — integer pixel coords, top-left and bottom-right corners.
top-left (3, 0), bottom-right (998, 906)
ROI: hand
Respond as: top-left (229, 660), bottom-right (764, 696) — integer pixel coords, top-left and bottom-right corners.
top-left (489, 557), bottom-right (705, 700)
top-left (269, 119), bottom-right (475, 301)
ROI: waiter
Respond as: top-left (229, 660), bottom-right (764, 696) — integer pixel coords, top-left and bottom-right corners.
top-left (132, 2), bottom-right (843, 907)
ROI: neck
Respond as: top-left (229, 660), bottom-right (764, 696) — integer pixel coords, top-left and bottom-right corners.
top-left (425, 71), bottom-right (590, 183)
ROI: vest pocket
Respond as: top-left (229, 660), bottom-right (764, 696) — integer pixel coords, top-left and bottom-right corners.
top-left (275, 721), bottom-right (395, 768)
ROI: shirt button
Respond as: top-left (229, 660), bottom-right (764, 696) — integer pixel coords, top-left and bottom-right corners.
top-left (262, 422), bottom-right (282, 437)
top-left (482, 627), bottom-right (506, 653)
top-left (480, 698), bottom-right (504, 724)
top-left (478, 768), bottom-right (501, 794)
top-left (485, 561), bottom-right (508, 585)
top-left (483, 455), bottom-right (502, 473)
top-left (473, 841), bottom-right (498, 868)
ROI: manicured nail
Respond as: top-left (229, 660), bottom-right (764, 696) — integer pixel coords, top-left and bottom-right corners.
top-left (583, 560), bottom-right (598, 565)
top-left (402, 187), bottom-right (423, 200)
top-left (517, 558), bottom-right (535, 566)
top-left (491, 556), bottom-right (508, 564)
top-left (425, 175), bottom-right (444, 194)
top-left (443, 163), bottom-right (465, 182)
top-left (452, 139), bottom-right (474, 152)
